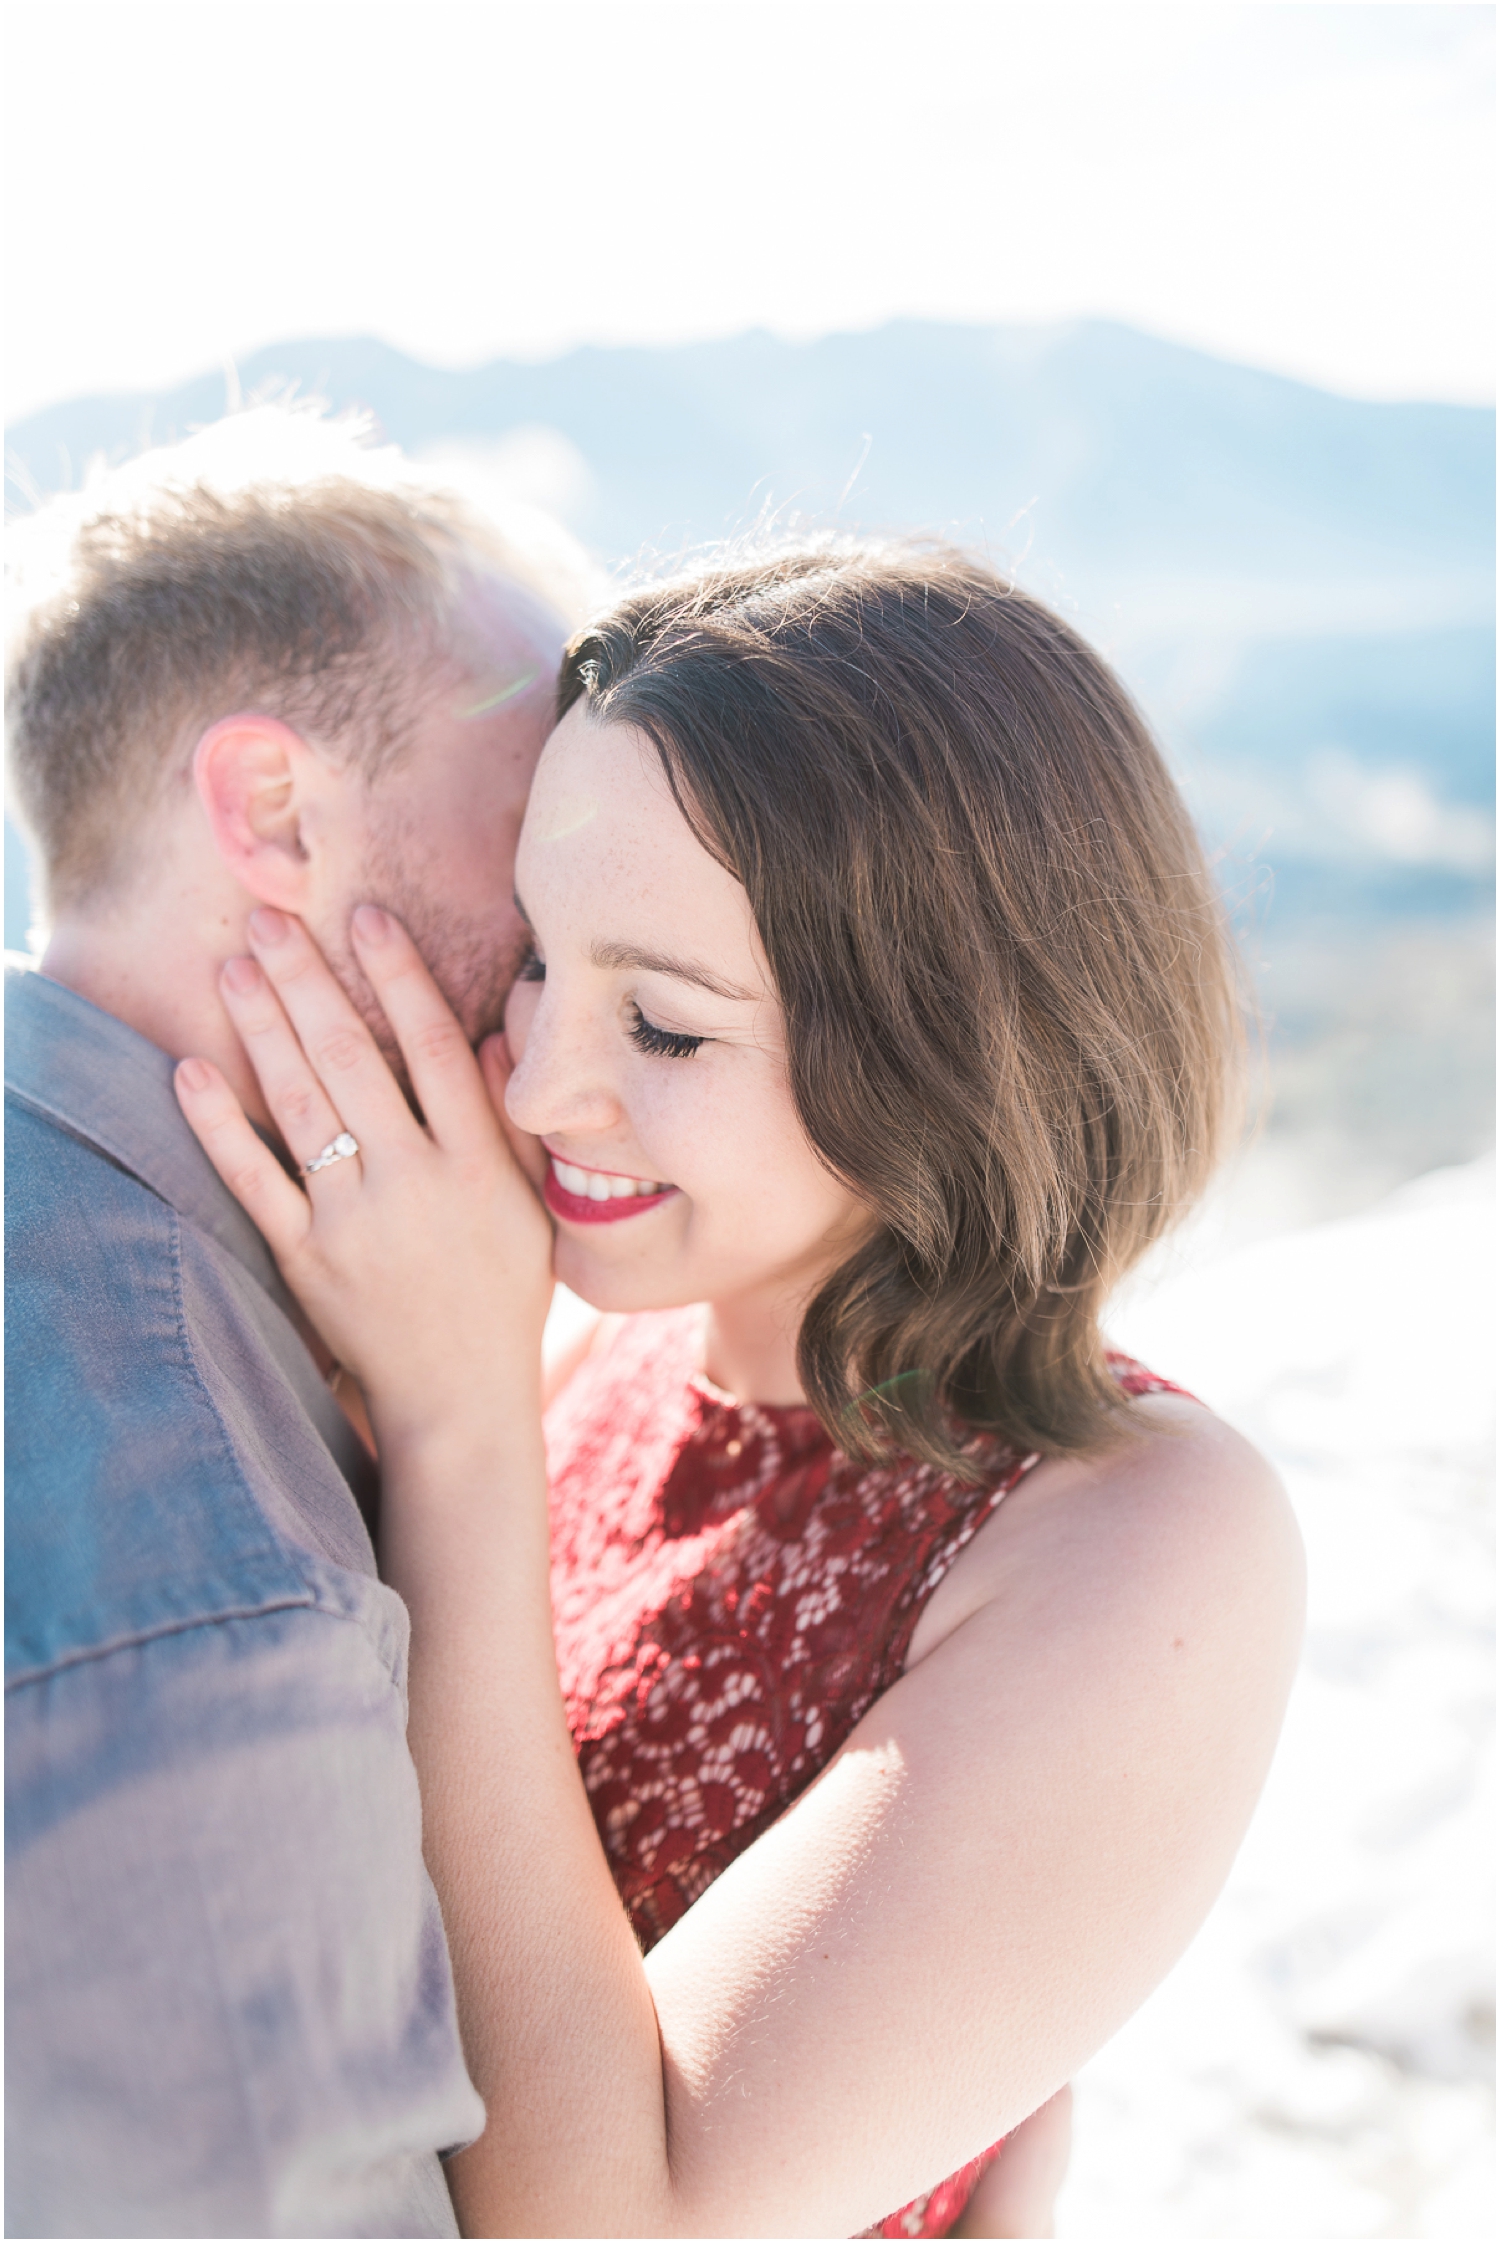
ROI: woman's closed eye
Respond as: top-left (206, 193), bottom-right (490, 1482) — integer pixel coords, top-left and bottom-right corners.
top-left (516, 943), bottom-right (705, 1058)
top-left (628, 1002), bottom-right (705, 1060)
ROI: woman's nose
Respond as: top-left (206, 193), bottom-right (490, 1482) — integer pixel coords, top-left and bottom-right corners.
top-left (504, 993), bottom-right (622, 1140)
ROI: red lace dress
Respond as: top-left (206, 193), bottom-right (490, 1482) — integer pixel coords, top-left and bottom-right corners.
top-left (546, 1306), bottom-right (1183, 2237)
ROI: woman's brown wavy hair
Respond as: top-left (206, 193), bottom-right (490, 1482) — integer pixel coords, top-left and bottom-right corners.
top-left (557, 540), bottom-right (1243, 1476)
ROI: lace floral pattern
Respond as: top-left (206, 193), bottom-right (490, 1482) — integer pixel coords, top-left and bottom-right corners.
top-left (546, 1305), bottom-right (1182, 2236)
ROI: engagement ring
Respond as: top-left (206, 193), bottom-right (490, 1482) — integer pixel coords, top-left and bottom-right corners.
top-left (302, 1131), bottom-right (360, 1176)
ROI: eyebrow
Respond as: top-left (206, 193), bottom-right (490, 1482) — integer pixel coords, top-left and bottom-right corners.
top-left (514, 895), bottom-right (757, 1004)
top-left (591, 941), bottom-right (758, 1004)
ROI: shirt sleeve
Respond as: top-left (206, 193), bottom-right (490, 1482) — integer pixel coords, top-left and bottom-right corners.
top-left (5, 1600), bottom-right (485, 2240)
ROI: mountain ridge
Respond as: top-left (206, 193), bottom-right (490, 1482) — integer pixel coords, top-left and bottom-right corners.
top-left (8, 318), bottom-right (1492, 589)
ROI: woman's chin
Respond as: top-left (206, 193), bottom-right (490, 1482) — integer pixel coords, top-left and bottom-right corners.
top-left (553, 1234), bottom-right (702, 1317)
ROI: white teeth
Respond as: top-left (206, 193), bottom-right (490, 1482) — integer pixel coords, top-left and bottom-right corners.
top-left (551, 1156), bottom-right (667, 1200)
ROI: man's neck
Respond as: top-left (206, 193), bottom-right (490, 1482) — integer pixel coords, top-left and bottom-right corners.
top-left (41, 905), bottom-right (275, 1132)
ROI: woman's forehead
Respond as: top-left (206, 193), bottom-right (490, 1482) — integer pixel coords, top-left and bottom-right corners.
top-left (521, 712), bottom-right (762, 968)
top-left (527, 709), bottom-right (669, 842)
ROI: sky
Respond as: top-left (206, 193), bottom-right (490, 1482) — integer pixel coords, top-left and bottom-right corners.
top-left (5, 1), bottom-right (1494, 421)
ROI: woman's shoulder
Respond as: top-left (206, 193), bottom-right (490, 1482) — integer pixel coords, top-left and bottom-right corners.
top-left (905, 1380), bottom-right (1303, 1676)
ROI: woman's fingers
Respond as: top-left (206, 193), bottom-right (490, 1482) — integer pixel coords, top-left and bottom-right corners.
top-left (174, 1056), bottom-right (311, 1259)
top-left (217, 954), bottom-right (362, 1178)
top-left (349, 906), bottom-right (500, 1157)
top-left (243, 908), bottom-right (417, 1153)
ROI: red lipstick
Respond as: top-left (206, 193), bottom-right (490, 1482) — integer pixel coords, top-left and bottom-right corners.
top-left (543, 1156), bottom-right (678, 1226)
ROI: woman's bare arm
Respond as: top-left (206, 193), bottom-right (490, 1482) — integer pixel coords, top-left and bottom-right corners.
top-left (636, 1400), bottom-right (1302, 2232)
top-left (179, 911), bottom-right (1304, 2239)
top-left (396, 1383), bottom-right (1301, 2238)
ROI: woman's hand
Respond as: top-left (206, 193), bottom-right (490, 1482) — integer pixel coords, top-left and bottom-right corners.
top-left (174, 903), bottom-right (554, 1454)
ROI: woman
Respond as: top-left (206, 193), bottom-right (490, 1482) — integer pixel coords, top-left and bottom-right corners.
top-left (177, 542), bottom-right (1304, 2238)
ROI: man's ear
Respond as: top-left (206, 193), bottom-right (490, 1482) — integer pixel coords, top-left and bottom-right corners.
top-left (193, 714), bottom-right (321, 909)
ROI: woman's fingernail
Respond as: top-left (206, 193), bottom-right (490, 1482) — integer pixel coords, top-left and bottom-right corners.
top-left (222, 954), bottom-right (261, 995)
top-left (353, 903), bottom-right (391, 943)
top-left (176, 1057), bottom-right (211, 1092)
top-left (248, 906), bottom-right (288, 945)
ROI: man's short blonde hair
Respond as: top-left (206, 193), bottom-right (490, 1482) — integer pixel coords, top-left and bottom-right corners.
top-left (6, 401), bottom-right (596, 914)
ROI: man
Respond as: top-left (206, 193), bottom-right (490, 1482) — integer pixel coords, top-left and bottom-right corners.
top-left (5, 404), bottom-right (586, 2236)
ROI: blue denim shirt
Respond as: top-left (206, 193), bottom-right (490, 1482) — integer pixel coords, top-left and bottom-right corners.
top-left (5, 963), bottom-right (484, 2238)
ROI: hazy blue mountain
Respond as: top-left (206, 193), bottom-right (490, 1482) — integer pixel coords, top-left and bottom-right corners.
top-left (9, 321), bottom-right (1493, 597)
top-left (5, 319), bottom-right (1493, 1191)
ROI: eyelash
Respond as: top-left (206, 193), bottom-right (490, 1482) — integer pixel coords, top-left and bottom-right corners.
top-left (515, 950), bottom-right (704, 1060)
top-left (628, 1003), bottom-right (705, 1060)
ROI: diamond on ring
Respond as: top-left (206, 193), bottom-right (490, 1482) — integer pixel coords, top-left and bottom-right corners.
top-left (302, 1131), bottom-right (360, 1177)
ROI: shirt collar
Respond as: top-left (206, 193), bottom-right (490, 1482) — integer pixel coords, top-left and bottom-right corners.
top-left (5, 957), bottom-right (299, 1322)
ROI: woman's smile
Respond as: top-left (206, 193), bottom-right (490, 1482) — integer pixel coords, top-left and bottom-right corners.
top-left (543, 1149), bottom-right (679, 1224)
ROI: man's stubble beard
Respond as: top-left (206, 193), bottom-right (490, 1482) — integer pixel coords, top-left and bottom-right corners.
top-left (320, 821), bottom-right (525, 1099)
